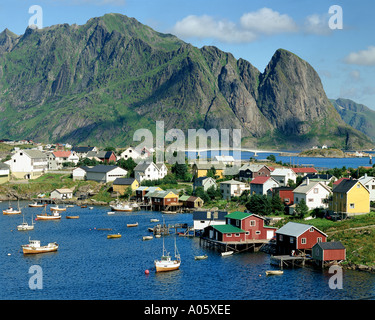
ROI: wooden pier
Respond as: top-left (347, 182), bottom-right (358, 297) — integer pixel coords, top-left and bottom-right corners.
top-left (270, 255), bottom-right (309, 269)
top-left (151, 223), bottom-right (194, 236)
top-left (199, 237), bottom-right (269, 254)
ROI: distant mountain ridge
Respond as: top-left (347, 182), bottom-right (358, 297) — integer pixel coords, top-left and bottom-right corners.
top-left (0, 13), bottom-right (372, 150)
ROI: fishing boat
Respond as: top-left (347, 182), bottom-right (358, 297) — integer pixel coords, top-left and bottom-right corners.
top-left (107, 234), bottom-right (121, 239)
top-left (143, 235), bottom-right (153, 241)
top-left (50, 204), bottom-right (66, 212)
top-left (66, 216), bottom-right (79, 219)
top-left (154, 237), bottom-right (181, 272)
top-left (221, 251), bottom-right (234, 257)
top-left (3, 201), bottom-right (21, 215)
top-left (194, 254), bottom-right (208, 260)
top-left (127, 222), bottom-right (138, 227)
top-left (266, 270), bottom-right (284, 276)
top-left (22, 239), bottom-right (58, 254)
top-left (36, 207), bottom-right (61, 220)
top-left (17, 215), bottom-right (35, 231)
top-left (150, 219), bottom-right (159, 222)
top-left (110, 202), bottom-right (132, 212)
top-left (28, 201), bottom-right (44, 208)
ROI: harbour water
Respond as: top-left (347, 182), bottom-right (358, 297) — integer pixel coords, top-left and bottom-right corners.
top-left (1, 202), bottom-right (375, 300)
top-left (187, 150), bottom-right (375, 169)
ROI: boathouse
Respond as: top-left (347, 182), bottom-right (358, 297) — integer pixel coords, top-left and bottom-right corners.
top-left (312, 241), bottom-right (346, 265)
top-left (276, 222), bottom-right (327, 255)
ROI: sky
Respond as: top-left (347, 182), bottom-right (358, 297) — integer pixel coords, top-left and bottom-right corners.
top-left (1, 0), bottom-right (375, 110)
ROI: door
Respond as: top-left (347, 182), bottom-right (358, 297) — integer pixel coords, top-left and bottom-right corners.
top-left (266, 230), bottom-right (274, 240)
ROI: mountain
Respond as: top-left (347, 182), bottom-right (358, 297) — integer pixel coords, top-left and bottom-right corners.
top-left (0, 13), bottom-right (372, 150)
top-left (331, 98), bottom-right (375, 143)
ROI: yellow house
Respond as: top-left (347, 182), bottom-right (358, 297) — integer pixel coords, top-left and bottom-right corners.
top-left (192, 163), bottom-right (225, 179)
top-left (330, 179), bottom-right (370, 216)
top-left (113, 178), bottom-right (140, 195)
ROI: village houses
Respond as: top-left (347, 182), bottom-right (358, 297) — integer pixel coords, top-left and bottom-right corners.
top-left (5, 149), bottom-right (48, 179)
top-left (220, 179), bottom-right (249, 200)
top-left (271, 168), bottom-right (297, 187)
top-left (134, 161), bottom-right (168, 182)
top-left (293, 179), bottom-right (331, 210)
top-left (250, 176), bottom-right (280, 195)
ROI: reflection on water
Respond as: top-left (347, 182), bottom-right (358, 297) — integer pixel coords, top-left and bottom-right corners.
top-left (1, 201), bottom-right (375, 300)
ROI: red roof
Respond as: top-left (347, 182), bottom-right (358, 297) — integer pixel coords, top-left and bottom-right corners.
top-left (291, 167), bottom-right (318, 173)
top-left (53, 151), bottom-right (71, 158)
top-left (333, 177), bottom-right (350, 185)
top-left (250, 176), bottom-right (271, 184)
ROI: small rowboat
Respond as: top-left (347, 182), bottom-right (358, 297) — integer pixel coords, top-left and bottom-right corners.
top-left (150, 219), bottom-right (159, 222)
top-left (66, 216), bottom-right (79, 219)
top-left (266, 270), bottom-right (284, 276)
top-left (221, 251), bottom-right (234, 257)
top-left (143, 236), bottom-right (153, 241)
top-left (194, 254), bottom-right (208, 260)
top-left (107, 234), bottom-right (121, 239)
top-left (127, 222), bottom-right (138, 227)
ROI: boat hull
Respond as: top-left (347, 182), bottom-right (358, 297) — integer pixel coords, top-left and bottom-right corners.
top-left (3, 210), bottom-right (21, 215)
top-left (22, 243), bottom-right (58, 254)
top-left (17, 226), bottom-right (34, 231)
top-left (107, 234), bottom-right (121, 239)
top-left (36, 215), bottom-right (61, 220)
top-left (127, 223), bottom-right (138, 227)
top-left (50, 207), bottom-right (66, 212)
top-left (266, 270), bottom-right (284, 276)
top-left (111, 208), bottom-right (132, 212)
top-left (66, 216), bottom-right (79, 219)
top-left (155, 261), bottom-right (181, 272)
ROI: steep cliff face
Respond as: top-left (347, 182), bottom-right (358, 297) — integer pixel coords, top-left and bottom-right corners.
top-left (0, 14), bottom-right (372, 149)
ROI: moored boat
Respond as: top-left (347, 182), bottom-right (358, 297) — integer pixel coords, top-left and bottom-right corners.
top-left (107, 234), bottom-right (121, 239)
top-left (37, 207), bottom-right (61, 220)
top-left (28, 202), bottom-right (44, 207)
top-left (127, 222), bottom-right (138, 227)
top-left (154, 237), bottom-right (181, 272)
top-left (66, 216), bottom-right (79, 219)
top-left (3, 201), bottom-right (21, 215)
top-left (150, 219), bottom-right (159, 222)
top-left (143, 236), bottom-right (153, 241)
top-left (194, 254), bottom-right (208, 260)
top-left (17, 215), bottom-right (35, 231)
top-left (266, 270), bottom-right (284, 276)
top-left (110, 202), bottom-right (132, 212)
top-left (50, 204), bottom-right (66, 212)
top-left (22, 239), bottom-right (58, 254)
top-left (221, 251), bottom-right (234, 257)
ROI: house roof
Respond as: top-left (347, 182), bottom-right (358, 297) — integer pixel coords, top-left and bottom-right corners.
top-left (224, 211), bottom-right (252, 220)
top-left (53, 188), bottom-right (73, 194)
top-left (193, 211), bottom-right (227, 221)
top-left (134, 161), bottom-right (156, 172)
top-left (24, 150), bottom-right (47, 159)
top-left (212, 224), bottom-right (245, 234)
top-left (291, 167), bottom-right (318, 174)
top-left (271, 168), bottom-right (294, 175)
top-left (71, 146), bottom-right (95, 153)
top-left (276, 222), bottom-right (327, 238)
top-left (333, 177), bottom-right (350, 185)
top-left (193, 162), bottom-right (225, 170)
top-left (179, 195), bottom-right (190, 201)
top-left (239, 164), bottom-right (265, 172)
top-left (313, 241), bottom-right (345, 250)
top-left (53, 151), bottom-right (71, 158)
top-left (333, 179), bottom-right (367, 194)
top-left (293, 181), bottom-right (331, 194)
top-left (250, 176), bottom-right (271, 185)
top-left (113, 178), bottom-right (136, 185)
top-left (85, 165), bottom-right (123, 173)
top-left (220, 179), bottom-right (245, 185)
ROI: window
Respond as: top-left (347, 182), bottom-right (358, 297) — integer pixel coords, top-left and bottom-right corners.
top-left (309, 227), bottom-right (314, 232)
top-left (357, 184), bottom-right (361, 188)
top-left (317, 237), bottom-right (322, 243)
top-left (308, 198), bottom-right (314, 202)
top-left (350, 203), bottom-right (355, 209)
top-left (250, 220), bottom-right (256, 227)
top-left (236, 220), bottom-right (239, 226)
top-left (227, 234), bottom-right (232, 237)
top-left (290, 238), bottom-right (294, 244)
top-left (255, 231), bottom-right (261, 235)
top-left (246, 231), bottom-right (250, 235)
top-left (235, 233), bottom-right (240, 237)
top-left (314, 188), bottom-right (318, 194)
top-left (301, 238), bottom-right (306, 244)
top-left (279, 235), bottom-right (283, 241)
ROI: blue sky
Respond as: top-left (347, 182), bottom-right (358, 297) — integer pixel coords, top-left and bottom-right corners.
top-left (1, 0), bottom-right (375, 110)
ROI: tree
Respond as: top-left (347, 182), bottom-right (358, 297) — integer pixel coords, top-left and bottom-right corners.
top-left (271, 195), bottom-right (284, 215)
top-left (172, 163), bottom-right (191, 181)
top-left (294, 199), bottom-right (309, 219)
top-left (117, 158), bottom-right (137, 177)
top-left (246, 194), bottom-right (272, 216)
top-left (122, 186), bottom-right (133, 201)
top-left (266, 154), bottom-right (276, 162)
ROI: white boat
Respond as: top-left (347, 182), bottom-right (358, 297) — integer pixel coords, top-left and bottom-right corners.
top-left (194, 254), bottom-right (208, 260)
top-left (110, 202), bottom-right (132, 212)
top-left (150, 219), bottom-right (159, 222)
top-left (28, 202), bottom-right (44, 208)
top-left (143, 236), bottom-right (153, 241)
top-left (266, 270), bottom-right (284, 276)
top-left (50, 204), bottom-right (66, 212)
top-left (127, 222), bottom-right (138, 227)
top-left (17, 215), bottom-right (35, 231)
top-left (22, 239), bottom-right (58, 254)
top-left (3, 201), bottom-right (21, 215)
top-left (107, 211), bottom-right (115, 215)
top-left (154, 237), bottom-right (181, 272)
top-left (221, 251), bottom-right (234, 257)
top-left (36, 207), bottom-right (61, 220)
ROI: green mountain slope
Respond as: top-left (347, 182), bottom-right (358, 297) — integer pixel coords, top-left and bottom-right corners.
top-left (0, 13), bottom-right (372, 150)
top-left (331, 98), bottom-right (375, 143)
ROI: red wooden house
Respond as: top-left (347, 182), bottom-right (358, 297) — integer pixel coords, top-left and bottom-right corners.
top-left (312, 241), bottom-right (346, 264)
top-left (276, 222), bottom-right (327, 255)
top-left (272, 186), bottom-right (294, 205)
top-left (204, 211), bottom-right (277, 243)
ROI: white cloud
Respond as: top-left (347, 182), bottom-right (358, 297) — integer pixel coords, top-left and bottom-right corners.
top-left (345, 46), bottom-right (375, 66)
top-left (240, 8), bottom-right (298, 35)
top-left (172, 15), bottom-right (257, 43)
top-left (171, 8), bottom-right (298, 44)
top-left (303, 14), bottom-right (332, 35)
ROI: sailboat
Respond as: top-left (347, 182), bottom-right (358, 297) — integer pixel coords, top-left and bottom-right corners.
top-left (17, 214), bottom-right (35, 231)
top-left (36, 206), bottom-right (61, 220)
top-left (3, 200), bottom-right (21, 215)
top-left (154, 237), bottom-right (181, 272)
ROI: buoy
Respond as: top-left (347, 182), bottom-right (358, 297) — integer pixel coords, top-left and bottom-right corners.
top-left (145, 269), bottom-right (150, 275)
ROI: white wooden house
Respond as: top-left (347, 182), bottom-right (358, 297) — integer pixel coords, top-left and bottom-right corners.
top-left (5, 149), bottom-right (48, 179)
top-left (293, 180), bottom-right (331, 210)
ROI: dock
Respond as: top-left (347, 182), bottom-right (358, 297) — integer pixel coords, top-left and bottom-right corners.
top-left (270, 255), bottom-right (310, 269)
top-left (199, 237), bottom-right (269, 254)
top-left (150, 223), bottom-right (194, 236)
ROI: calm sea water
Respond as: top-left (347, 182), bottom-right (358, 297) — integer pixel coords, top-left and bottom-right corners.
top-left (1, 201), bottom-right (375, 300)
top-left (187, 150), bottom-right (375, 169)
